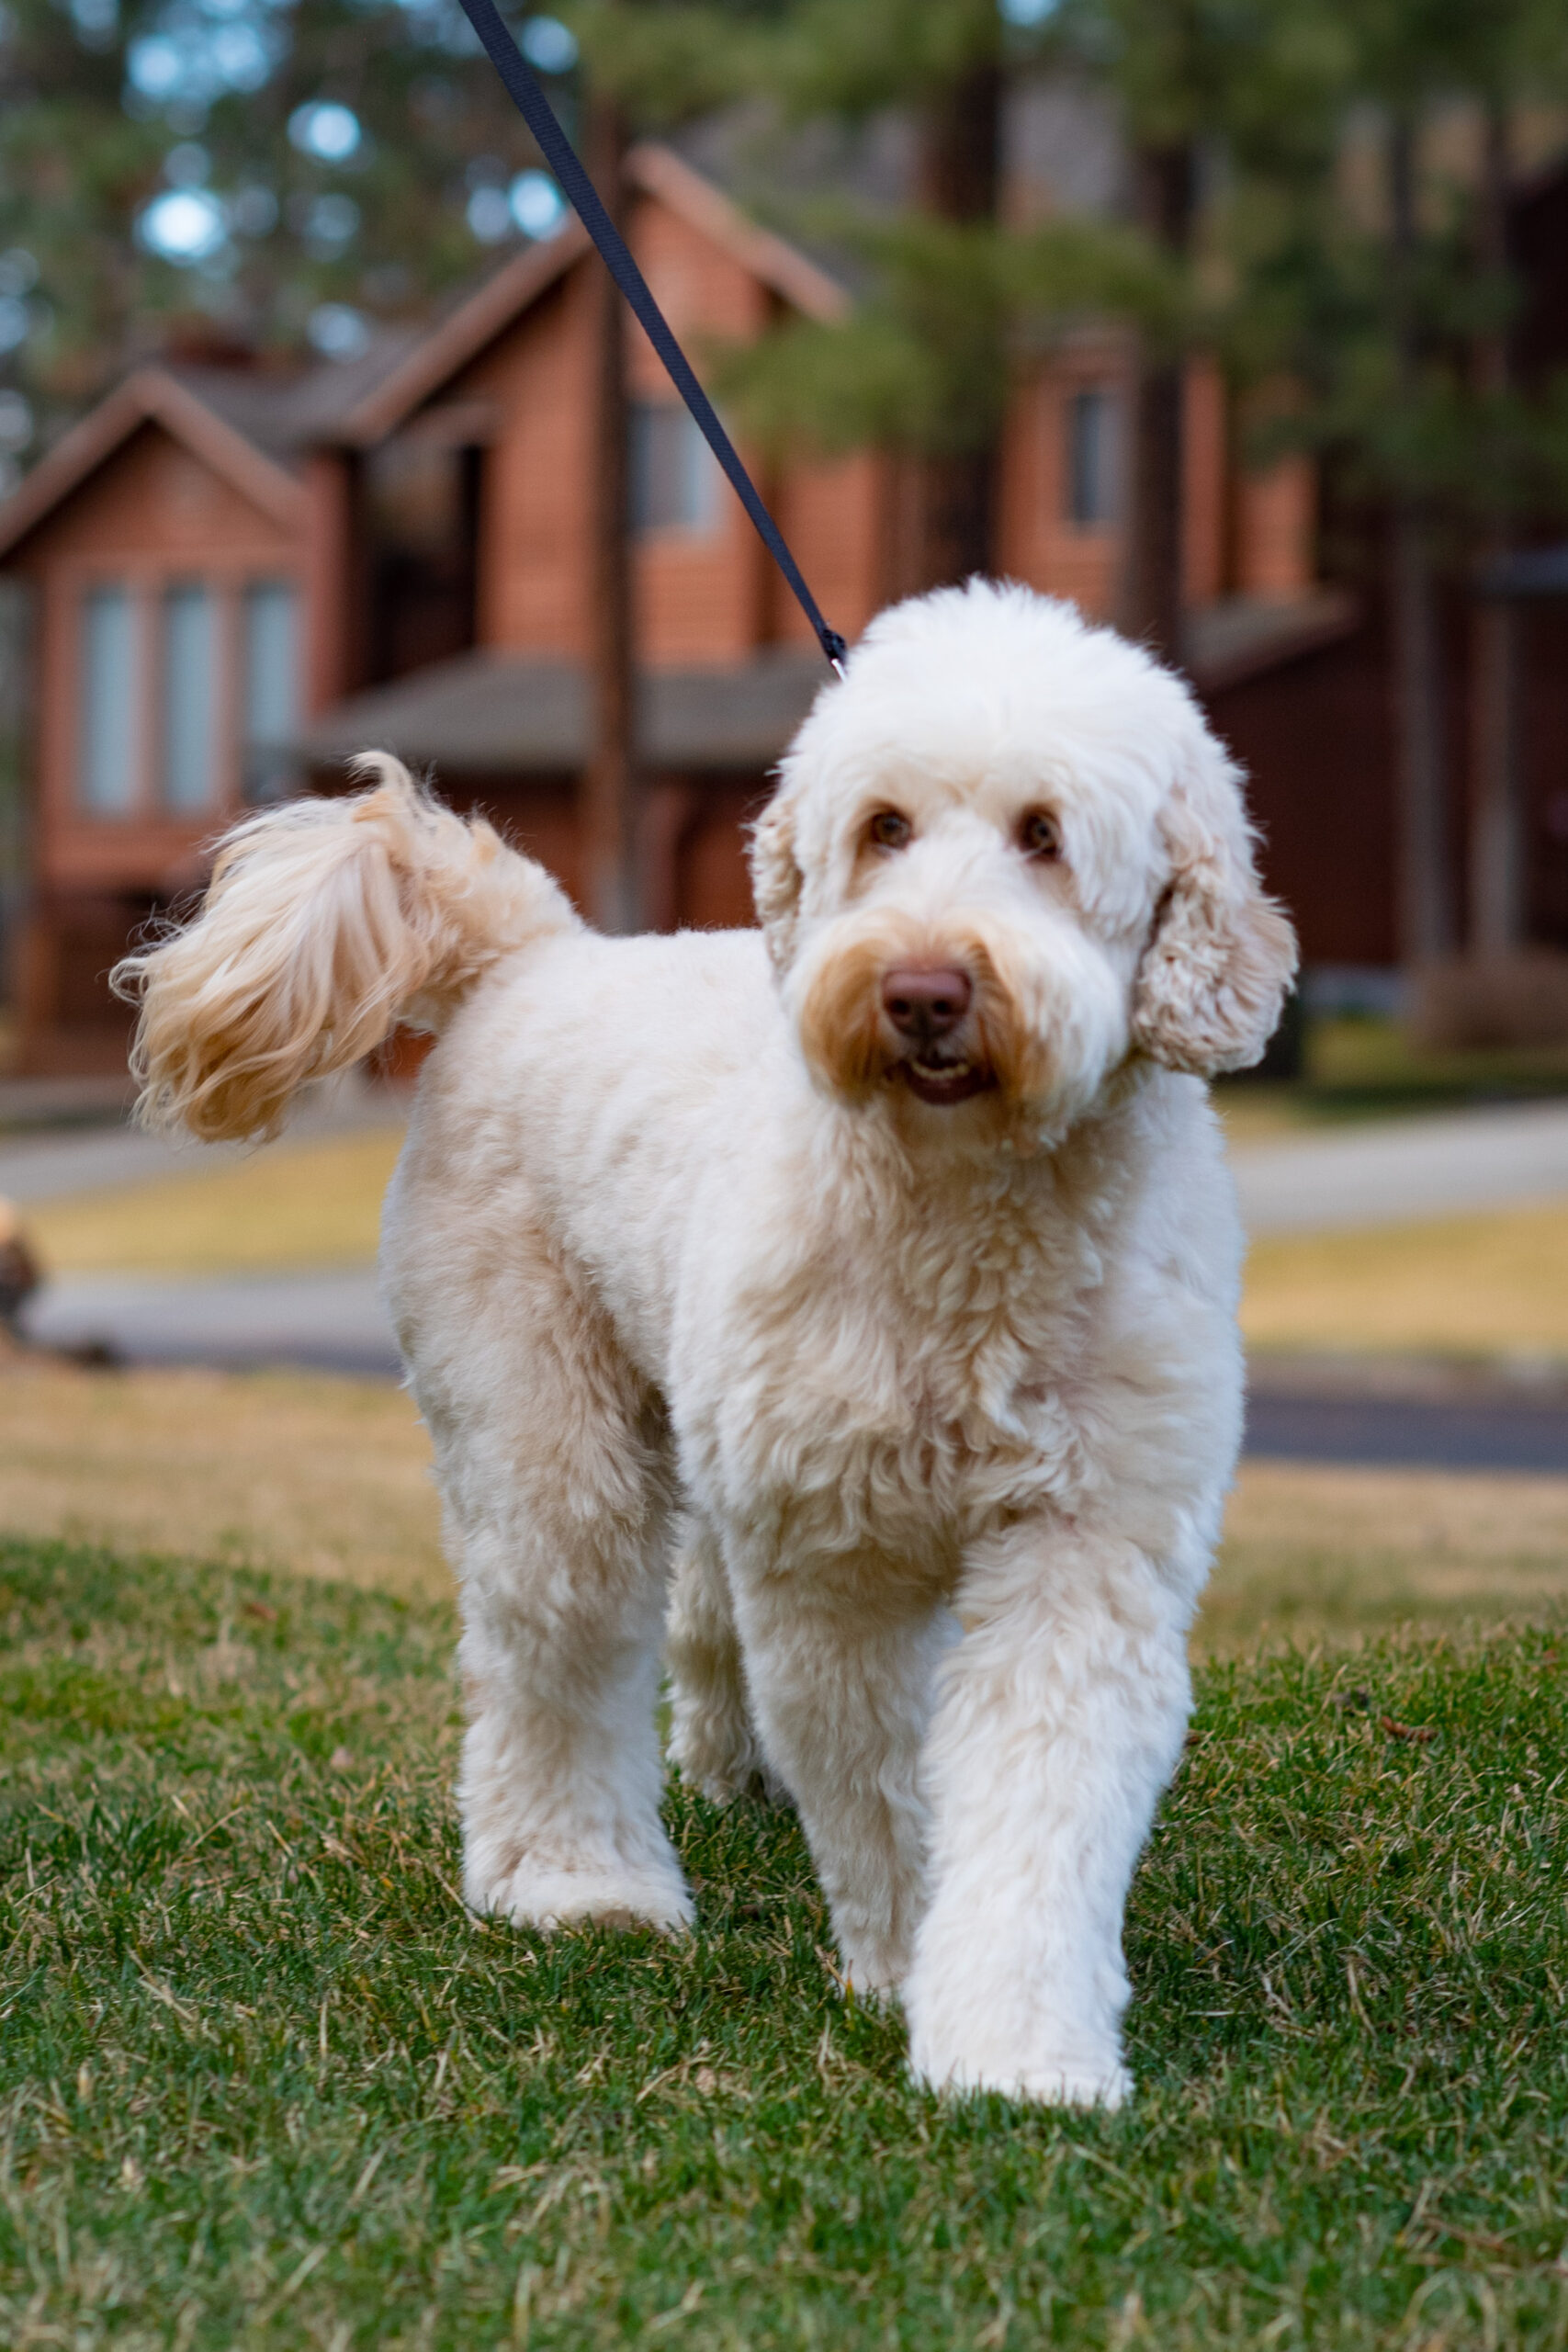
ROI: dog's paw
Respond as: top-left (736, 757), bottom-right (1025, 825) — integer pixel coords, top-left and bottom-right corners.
top-left (912, 2046), bottom-right (1132, 2109)
top-left (668, 1707), bottom-right (785, 1810)
top-left (471, 1857), bottom-right (694, 1938)
top-left (673, 1755), bottom-right (787, 1809)
top-left (822, 1938), bottom-right (908, 2007)
top-left (844, 1973), bottom-right (903, 2017)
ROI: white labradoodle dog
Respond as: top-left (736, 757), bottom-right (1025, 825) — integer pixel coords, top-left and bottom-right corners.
top-left (119, 581), bottom-right (1295, 2107)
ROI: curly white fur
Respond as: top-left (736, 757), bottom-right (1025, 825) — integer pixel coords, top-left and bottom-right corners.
top-left (125, 582), bottom-right (1295, 2106)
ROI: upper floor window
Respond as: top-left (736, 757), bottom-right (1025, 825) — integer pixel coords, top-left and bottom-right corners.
top-left (630, 401), bottom-right (722, 537)
top-left (162, 582), bottom-right (218, 811)
top-left (1066, 387), bottom-right (1120, 527)
top-left (78, 585), bottom-right (140, 813)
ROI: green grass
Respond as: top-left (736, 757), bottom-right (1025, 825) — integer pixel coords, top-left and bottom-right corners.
top-left (1215, 1013), bottom-right (1568, 1138)
top-left (3, 1536), bottom-right (1568, 2349)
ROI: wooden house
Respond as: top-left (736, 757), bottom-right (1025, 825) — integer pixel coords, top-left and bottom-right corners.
top-left (0, 141), bottom-right (1332, 1074)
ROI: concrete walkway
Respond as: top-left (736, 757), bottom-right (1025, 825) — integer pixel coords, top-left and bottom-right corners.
top-left (21, 1270), bottom-right (1568, 1468)
top-left (10, 1092), bottom-right (1568, 1229)
top-left (1229, 1099), bottom-right (1568, 1235)
top-left (22, 1266), bottom-right (400, 1379)
top-left (0, 1078), bottom-right (405, 1206)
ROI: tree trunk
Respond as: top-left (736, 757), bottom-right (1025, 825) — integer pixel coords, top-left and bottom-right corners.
top-left (1469, 98), bottom-right (1523, 956)
top-left (911, 60), bottom-right (1002, 591)
top-left (1391, 505), bottom-right (1453, 963)
top-left (1387, 110), bottom-right (1452, 967)
top-left (1118, 142), bottom-right (1195, 664)
top-left (581, 90), bottom-right (638, 934)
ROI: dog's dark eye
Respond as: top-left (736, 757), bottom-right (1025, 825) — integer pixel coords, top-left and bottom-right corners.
top-left (1020, 809), bottom-right (1062, 862)
top-left (868, 809), bottom-right (913, 852)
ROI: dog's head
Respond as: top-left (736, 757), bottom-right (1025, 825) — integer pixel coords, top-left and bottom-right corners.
top-left (752, 582), bottom-right (1296, 1142)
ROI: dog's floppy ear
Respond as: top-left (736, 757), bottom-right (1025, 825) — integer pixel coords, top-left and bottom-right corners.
top-left (750, 785), bottom-right (804, 974)
top-left (1132, 736), bottom-right (1298, 1076)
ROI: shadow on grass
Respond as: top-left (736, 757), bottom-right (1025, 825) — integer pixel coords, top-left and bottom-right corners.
top-left (2, 1532), bottom-right (1565, 2348)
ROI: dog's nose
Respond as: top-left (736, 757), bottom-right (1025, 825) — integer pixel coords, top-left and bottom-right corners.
top-left (881, 965), bottom-right (973, 1042)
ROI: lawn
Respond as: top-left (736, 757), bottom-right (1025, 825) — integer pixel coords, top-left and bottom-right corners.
top-left (2, 1531), bottom-right (1566, 2349)
top-left (1215, 1015), bottom-right (1568, 1142)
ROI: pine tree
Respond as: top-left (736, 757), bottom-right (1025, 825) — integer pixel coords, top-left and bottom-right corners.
top-left (0, 0), bottom-right (574, 458)
top-left (1235, 0), bottom-right (1568, 968)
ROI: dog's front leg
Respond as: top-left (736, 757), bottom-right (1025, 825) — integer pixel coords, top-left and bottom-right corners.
top-left (727, 1551), bottom-right (947, 1996)
top-left (904, 1521), bottom-right (1192, 2107)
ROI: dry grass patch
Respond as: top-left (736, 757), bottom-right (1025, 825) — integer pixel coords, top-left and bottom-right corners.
top-left (1203, 1456), bottom-right (1568, 1651)
top-left (1240, 1197), bottom-right (1568, 1361)
top-left (25, 1125), bottom-right (405, 1275)
top-left (0, 1352), bottom-right (444, 1600)
top-left (5, 1355), bottom-right (1567, 1652)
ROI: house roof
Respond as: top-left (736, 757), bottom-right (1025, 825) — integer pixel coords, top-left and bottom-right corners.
top-left (332, 223), bottom-right (592, 447)
top-left (0, 366), bottom-right (309, 561)
top-left (293, 644), bottom-right (830, 775)
top-left (0, 141), bottom-right (851, 561)
top-left (334, 143), bottom-right (848, 447)
top-left (295, 597), bottom-right (1359, 778)
top-left (1186, 590), bottom-right (1359, 693)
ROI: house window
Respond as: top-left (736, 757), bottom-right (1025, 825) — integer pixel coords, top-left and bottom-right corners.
top-left (630, 402), bottom-right (722, 537)
top-left (243, 581), bottom-right (299, 800)
top-left (161, 582), bottom-right (218, 810)
top-left (1066, 387), bottom-right (1120, 527)
top-left (78, 585), bottom-right (140, 813)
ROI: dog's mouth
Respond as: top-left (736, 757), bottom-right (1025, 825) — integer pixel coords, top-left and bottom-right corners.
top-left (893, 1053), bottom-right (997, 1107)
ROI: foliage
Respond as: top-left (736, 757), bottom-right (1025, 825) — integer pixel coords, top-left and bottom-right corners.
top-left (712, 209), bottom-right (1187, 460)
top-left (2, 1529), bottom-right (1567, 2346)
top-left (573, 0), bottom-right (1568, 531)
top-left (1213, 0), bottom-right (1568, 519)
top-left (0, 0), bottom-right (573, 458)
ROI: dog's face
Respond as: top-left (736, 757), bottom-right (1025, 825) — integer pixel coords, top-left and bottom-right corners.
top-left (753, 582), bottom-right (1296, 1143)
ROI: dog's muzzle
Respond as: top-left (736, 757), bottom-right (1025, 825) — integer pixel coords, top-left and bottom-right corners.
top-left (880, 964), bottom-right (997, 1106)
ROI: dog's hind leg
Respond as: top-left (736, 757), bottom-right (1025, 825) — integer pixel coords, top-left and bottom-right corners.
top-left (666, 1521), bottom-right (778, 1805)
top-left (724, 1554), bottom-right (949, 1996)
top-left (396, 1215), bottom-right (691, 1937)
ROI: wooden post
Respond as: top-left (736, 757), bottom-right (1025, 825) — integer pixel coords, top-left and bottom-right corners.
top-left (911, 62), bottom-right (1002, 591)
top-left (580, 89), bottom-right (639, 934)
top-left (1470, 98), bottom-right (1523, 956)
top-left (1118, 143), bottom-right (1195, 666)
top-left (1387, 110), bottom-right (1453, 967)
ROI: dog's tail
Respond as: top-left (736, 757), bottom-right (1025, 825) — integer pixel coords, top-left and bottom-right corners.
top-left (114, 755), bottom-right (577, 1142)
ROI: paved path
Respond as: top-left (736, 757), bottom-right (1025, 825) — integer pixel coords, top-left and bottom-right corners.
top-left (20, 1268), bottom-right (1568, 1471)
top-left (0, 1079), bottom-right (405, 1207)
top-left (12, 1094), bottom-right (1568, 1230)
top-left (1244, 1384), bottom-right (1568, 1472)
top-left (23, 1267), bottom-right (401, 1380)
top-left (1229, 1099), bottom-right (1568, 1235)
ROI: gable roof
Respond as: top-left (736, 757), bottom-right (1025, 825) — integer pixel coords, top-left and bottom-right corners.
top-left (293, 641), bottom-right (828, 773)
top-left (0, 142), bottom-right (851, 564)
top-left (334, 220), bottom-right (592, 447)
top-left (0, 366), bottom-right (308, 562)
top-left (335, 142), bottom-right (849, 447)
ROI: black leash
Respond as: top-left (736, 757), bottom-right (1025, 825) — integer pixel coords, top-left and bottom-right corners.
top-left (455, 0), bottom-right (848, 676)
